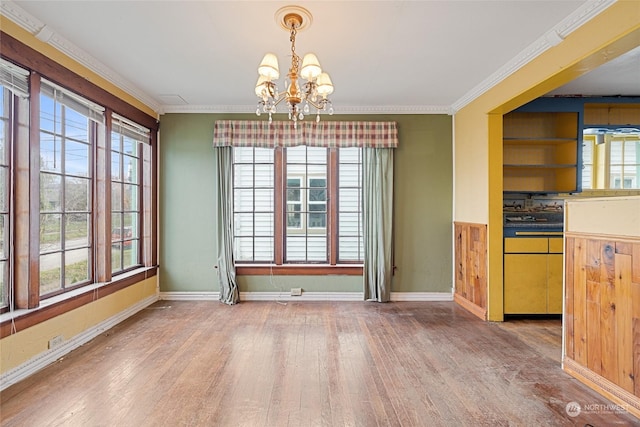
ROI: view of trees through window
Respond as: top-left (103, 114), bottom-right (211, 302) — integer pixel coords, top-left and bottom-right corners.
top-left (0, 47), bottom-right (155, 314)
top-left (111, 120), bottom-right (143, 274)
top-left (39, 84), bottom-right (95, 295)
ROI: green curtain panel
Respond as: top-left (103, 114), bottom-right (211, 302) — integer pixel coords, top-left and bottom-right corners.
top-left (213, 147), bottom-right (239, 305)
top-left (363, 148), bottom-right (394, 302)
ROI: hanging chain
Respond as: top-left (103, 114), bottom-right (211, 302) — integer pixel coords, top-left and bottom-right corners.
top-left (289, 24), bottom-right (300, 73)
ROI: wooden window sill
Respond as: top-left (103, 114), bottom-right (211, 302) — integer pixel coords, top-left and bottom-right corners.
top-left (235, 264), bottom-right (363, 276)
top-left (0, 266), bottom-right (157, 338)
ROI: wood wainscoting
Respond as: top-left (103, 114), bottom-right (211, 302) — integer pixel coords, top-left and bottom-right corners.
top-left (454, 222), bottom-right (487, 320)
top-left (564, 234), bottom-right (640, 418)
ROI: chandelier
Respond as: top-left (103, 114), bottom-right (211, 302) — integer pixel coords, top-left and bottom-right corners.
top-left (255, 6), bottom-right (334, 125)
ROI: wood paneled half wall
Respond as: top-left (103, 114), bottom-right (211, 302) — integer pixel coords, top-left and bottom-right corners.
top-left (454, 222), bottom-right (487, 320)
top-left (564, 235), bottom-right (640, 418)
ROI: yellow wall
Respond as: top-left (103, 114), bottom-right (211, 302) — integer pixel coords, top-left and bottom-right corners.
top-left (454, 1), bottom-right (640, 320)
top-left (0, 16), bottom-right (158, 118)
top-left (0, 278), bottom-right (157, 374)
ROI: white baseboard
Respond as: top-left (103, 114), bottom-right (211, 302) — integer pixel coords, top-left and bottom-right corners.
top-left (242, 291), bottom-right (364, 301)
top-left (390, 292), bottom-right (454, 301)
top-left (159, 291), bottom-right (221, 301)
top-left (159, 291), bottom-right (453, 302)
top-left (0, 294), bottom-right (158, 392)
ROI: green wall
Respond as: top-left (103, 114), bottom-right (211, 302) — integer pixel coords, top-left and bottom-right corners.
top-left (159, 113), bottom-right (452, 294)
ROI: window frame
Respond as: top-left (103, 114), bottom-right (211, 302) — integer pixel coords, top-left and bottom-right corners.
top-left (38, 82), bottom-right (98, 297)
top-left (234, 146), bottom-right (363, 276)
top-left (0, 87), bottom-right (15, 311)
top-left (110, 119), bottom-right (145, 275)
top-left (0, 32), bottom-right (158, 330)
top-left (581, 128), bottom-right (640, 190)
top-left (306, 176), bottom-right (327, 230)
top-left (286, 176), bottom-right (303, 230)
top-left (608, 135), bottom-right (640, 189)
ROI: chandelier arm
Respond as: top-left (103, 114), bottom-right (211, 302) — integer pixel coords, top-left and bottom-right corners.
top-left (271, 94), bottom-right (289, 107)
top-left (304, 98), bottom-right (328, 110)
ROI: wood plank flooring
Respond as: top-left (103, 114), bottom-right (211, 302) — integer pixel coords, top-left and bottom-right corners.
top-left (1, 301), bottom-right (639, 426)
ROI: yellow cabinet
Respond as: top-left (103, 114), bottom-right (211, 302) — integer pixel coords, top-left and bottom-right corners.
top-left (547, 254), bottom-right (563, 314)
top-left (504, 237), bottom-right (563, 314)
top-left (504, 254), bottom-right (548, 313)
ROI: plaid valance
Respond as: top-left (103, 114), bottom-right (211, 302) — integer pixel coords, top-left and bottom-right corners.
top-left (213, 120), bottom-right (398, 148)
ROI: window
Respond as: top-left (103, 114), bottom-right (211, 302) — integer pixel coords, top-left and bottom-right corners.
top-left (39, 80), bottom-right (101, 296)
top-left (338, 147), bottom-right (363, 261)
top-left (0, 58), bottom-right (29, 313)
top-left (581, 128), bottom-right (640, 189)
top-left (285, 146), bottom-right (328, 262)
top-left (111, 115), bottom-right (148, 274)
top-left (609, 136), bottom-right (639, 189)
top-left (0, 87), bottom-right (11, 309)
top-left (233, 146), bottom-right (363, 266)
top-left (0, 38), bottom-right (158, 324)
top-left (286, 177), bottom-right (302, 229)
top-left (233, 147), bottom-right (274, 262)
top-left (581, 136), bottom-right (594, 189)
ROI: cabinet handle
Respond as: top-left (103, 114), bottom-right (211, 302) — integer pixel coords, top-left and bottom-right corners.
top-left (515, 231), bottom-right (563, 236)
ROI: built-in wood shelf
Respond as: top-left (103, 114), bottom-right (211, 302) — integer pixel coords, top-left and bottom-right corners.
top-left (503, 111), bottom-right (579, 193)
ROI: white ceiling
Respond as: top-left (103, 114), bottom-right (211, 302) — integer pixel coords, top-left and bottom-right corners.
top-left (2, 1), bottom-right (639, 115)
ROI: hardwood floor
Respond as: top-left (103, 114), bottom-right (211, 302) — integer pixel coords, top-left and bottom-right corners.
top-left (1, 301), bottom-right (638, 426)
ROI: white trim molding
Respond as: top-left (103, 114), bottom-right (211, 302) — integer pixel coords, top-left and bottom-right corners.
top-left (160, 104), bottom-right (453, 115)
top-left (0, 0), bottom-right (162, 113)
top-left (451, 0), bottom-right (615, 113)
top-left (0, 294), bottom-right (158, 392)
top-left (159, 291), bottom-right (221, 301)
top-left (242, 292), bottom-right (363, 301)
top-left (390, 292), bottom-right (454, 302)
top-left (159, 291), bottom-right (454, 302)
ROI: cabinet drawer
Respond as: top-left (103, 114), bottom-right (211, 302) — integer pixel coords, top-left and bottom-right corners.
top-left (548, 238), bottom-right (563, 253)
top-left (504, 237), bottom-right (548, 253)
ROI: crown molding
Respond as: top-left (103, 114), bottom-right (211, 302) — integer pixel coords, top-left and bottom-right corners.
top-left (0, 0), bottom-right (43, 31)
top-left (160, 104), bottom-right (453, 115)
top-left (1, 0), bottom-right (162, 113)
top-left (450, 0), bottom-right (615, 113)
top-left (3, 0), bottom-right (614, 118)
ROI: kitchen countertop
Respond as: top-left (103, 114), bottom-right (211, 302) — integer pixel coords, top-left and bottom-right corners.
top-left (503, 211), bottom-right (563, 236)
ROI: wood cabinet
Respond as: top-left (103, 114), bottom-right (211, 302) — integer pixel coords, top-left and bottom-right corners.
top-left (503, 112), bottom-right (579, 193)
top-left (583, 103), bottom-right (640, 125)
top-left (504, 236), bottom-right (563, 314)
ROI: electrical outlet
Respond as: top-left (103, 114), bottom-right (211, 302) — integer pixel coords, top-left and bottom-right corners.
top-left (290, 287), bottom-right (302, 296)
top-left (48, 335), bottom-right (64, 350)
